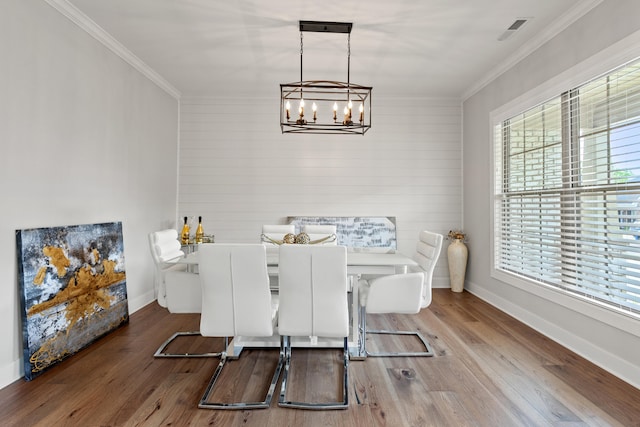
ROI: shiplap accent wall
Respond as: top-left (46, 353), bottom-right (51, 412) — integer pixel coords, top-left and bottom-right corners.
top-left (179, 96), bottom-right (462, 287)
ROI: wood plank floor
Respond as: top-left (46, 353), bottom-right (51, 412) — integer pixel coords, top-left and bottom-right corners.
top-left (1, 289), bottom-right (638, 426)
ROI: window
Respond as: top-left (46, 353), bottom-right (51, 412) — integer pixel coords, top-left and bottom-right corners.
top-left (494, 59), bottom-right (640, 317)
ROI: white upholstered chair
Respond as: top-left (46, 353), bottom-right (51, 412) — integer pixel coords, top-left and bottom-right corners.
top-left (148, 229), bottom-right (187, 308)
top-left (198, 244), bottom-right (282, 410)
top-left (302, 224), bottom-right (338, 245)
top-left (261, 224), bottom-right (295, 245)
top-left (260, 224), bottom-right (295, 285)
top-left (357, 230), bottom-right (443, 357)
top-left (277, 245), bottom-right (349, 410)
top-left (412, 230), bottom-right (444, 309)
top-left (149, 230), bottom-right (217, 358)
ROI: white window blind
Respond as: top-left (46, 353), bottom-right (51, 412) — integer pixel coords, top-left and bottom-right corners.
top-left (494, 59), bottom-right (640, 317)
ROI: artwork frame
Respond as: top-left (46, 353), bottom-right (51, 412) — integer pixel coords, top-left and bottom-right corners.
top-left (16, 221), bottom-right (129, 381)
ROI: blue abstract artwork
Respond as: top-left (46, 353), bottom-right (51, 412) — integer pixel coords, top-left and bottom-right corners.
top-left (16, 222), bottom-right (128, 380)
top-left (288, 216), bottom-right (397, 252)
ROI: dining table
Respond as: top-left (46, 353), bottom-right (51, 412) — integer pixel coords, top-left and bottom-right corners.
top-left (170, 246), bottom-right (419, 359)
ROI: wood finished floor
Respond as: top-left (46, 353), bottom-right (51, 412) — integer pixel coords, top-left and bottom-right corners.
top-left (1, 289), bottom-right (638, 426)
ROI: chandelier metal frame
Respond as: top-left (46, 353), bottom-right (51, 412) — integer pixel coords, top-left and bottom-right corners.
top-left (280, 21), bottom-right (372, 135)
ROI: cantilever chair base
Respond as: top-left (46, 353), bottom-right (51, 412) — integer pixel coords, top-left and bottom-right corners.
top-left (199, 348), bottom-right (284, 410)
top-left (154, 331), bottom-right (223, 358)
top-left (278, 337), bottom-right (349, 410)
top-left (362, 329), bottom-right (434, 357)
top-left (357, 305), bottom-right (435, 358)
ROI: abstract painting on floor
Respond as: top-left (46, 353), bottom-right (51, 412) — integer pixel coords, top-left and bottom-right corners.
top-left (16, 221), bottom-right (129, 380)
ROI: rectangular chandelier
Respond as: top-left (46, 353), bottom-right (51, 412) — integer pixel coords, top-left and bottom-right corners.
top-left (280, 21), bottom-right (372, 135)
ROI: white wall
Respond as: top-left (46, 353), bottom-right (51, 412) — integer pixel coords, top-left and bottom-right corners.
top-left (179, 96), bottom-right (462, 284)
top-left (0, 0), bottom-right (179, 388)
top-left (463, 0), bottom-right (640, 389)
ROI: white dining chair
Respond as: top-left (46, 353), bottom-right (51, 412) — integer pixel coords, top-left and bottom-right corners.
top-left (149, 230), bottom-right (219, 358)
top-left (198, 244), bottom-right (282, 410)
top-left (260, 224), bottom-right (295, 286)
top-left (148, 229), bottom-right (186, 307)
top-left (357, 230), bottom-right (443, 357)
top-left (277, 244), bottom-right (349, 410)
top-left (261, 224), bottom-right (295, 245)
top-left (412, 230), bottom-right (444, 309)
top-left (302, 224), bottom-right (338, 245)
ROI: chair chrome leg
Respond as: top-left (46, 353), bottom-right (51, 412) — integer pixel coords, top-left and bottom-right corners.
top-left (198, 353), bottom-right (229, 408)
top-left (362, 314), bottom-right (434, 357)
top-left (154, 331), bottom-right (223, 358)
top-left (350, 304), bottom-right (368, 360)
top-left (365, 329), bottom-right (434, 357)
top-left (198, 338), bottom-right (284, 410)
top-left (277, 336), bottom-right (291, 407)
top-left (360, 304), bottom-right (367, 357)
top-left (278, 336), bottom-right (349, 410)
top-left (341, 336), bottom-right (349, 406)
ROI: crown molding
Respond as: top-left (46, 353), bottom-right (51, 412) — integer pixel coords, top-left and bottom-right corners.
top-left (462, 0), bottom-right (603, 101)
top-left (43, 0), bottom-right (181, 100)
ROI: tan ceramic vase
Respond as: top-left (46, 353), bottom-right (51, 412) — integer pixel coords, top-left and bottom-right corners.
top-left (447, 239), bottom-right (468, 292)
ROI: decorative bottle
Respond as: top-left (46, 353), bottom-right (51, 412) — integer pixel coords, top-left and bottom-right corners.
top-left (180, 216), bottom-right (190, 245)
top-left (195, 216), bottom-right (204, 244)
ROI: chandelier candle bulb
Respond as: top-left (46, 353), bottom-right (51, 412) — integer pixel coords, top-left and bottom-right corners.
top-left (359, 103), bottom-right (364, 122)
top-left (312, 102), bottom-right (317, 122)
top-left (285, 101), bottom-right (290, 120)
top-left (343, 105), bottom-right (353, 126)
top-left (299, 99), bottom-right (304, 118)
top-left (333, 102), bottom-right (338, 122)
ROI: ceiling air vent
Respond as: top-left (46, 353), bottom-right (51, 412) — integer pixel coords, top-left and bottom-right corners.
top-left (497, 18), bottom-right (530, 41)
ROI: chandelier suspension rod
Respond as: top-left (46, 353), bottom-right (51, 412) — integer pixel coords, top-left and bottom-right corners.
top-left (347, 33), bottom-right (351, 94)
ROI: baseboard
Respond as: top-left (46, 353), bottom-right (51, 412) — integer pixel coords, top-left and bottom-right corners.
top-left (432, 276), bottom-right (449, 288)
top-left (0, 358), bottom-right (23, 390)
top-left (128, 290), bottom-right (156, 314)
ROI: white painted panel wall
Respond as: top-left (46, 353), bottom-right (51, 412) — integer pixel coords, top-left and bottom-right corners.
top-left (0, 0), bottom-right (179, 387)
top-left (179, 96), bottom-right (462, 286)
top-left (463, 0), bottom-right (640, 388)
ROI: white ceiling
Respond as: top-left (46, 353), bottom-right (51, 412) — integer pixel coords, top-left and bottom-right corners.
top-left (61, 0), bottom-right (600, 99)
